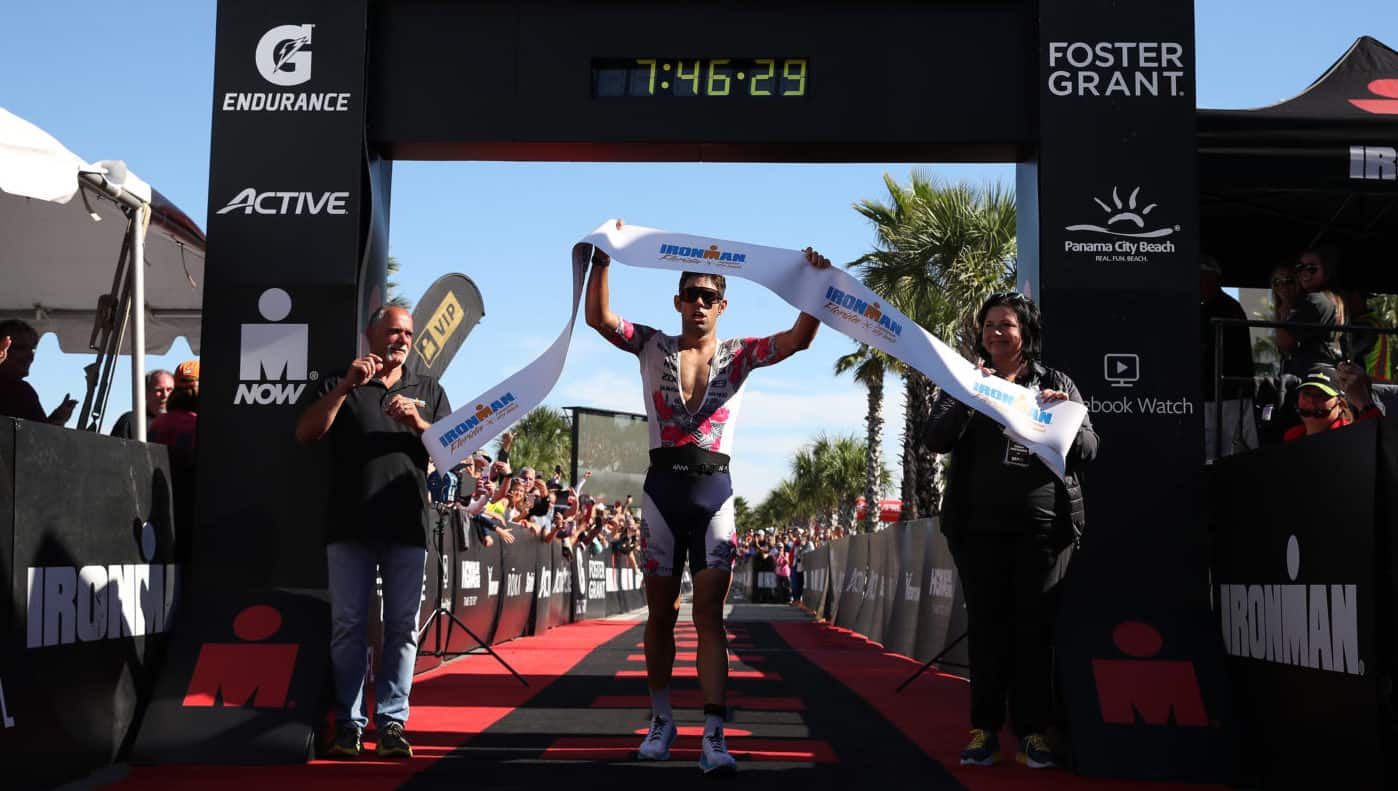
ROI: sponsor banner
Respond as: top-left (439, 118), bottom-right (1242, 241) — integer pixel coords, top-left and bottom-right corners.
top-left (833, 534), bottom-right (870, 632)
top-left (424, 222), bottom-right (1087, 479)
top-left (882, 520), bottom-right (927, 658)
top-left (406, 274), bottom-right (487, 379)
top-left (1210, 421), bottom-right (1385, 786)
top-left (799, 545), bottom-right (830, 617)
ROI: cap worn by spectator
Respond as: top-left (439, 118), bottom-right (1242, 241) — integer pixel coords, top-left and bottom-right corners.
top-left (1300, 363), bottom-right (1341, 397)
top-left (175, 360), bottom-right (200, 387)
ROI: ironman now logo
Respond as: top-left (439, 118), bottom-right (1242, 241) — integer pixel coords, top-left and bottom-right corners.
top-left (255, 24), bottom-right (313, 87)
top-left (236, 288), bottom-right (315, 406)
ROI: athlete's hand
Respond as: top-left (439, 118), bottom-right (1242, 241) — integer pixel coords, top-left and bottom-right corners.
top-left (803, 247), bottom-right (832, 270)
top-left (1039, 388), bottom-right (1069, 403)
top-left (49, 393), bottom-right (77, 425)
top-left (346, 354), bottom-right (383, 388)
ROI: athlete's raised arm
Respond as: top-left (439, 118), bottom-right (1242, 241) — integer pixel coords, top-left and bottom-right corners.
top-left (769, 247), bottom-right (832, 361)
top-left (585, 219), bottom-right (624, 338)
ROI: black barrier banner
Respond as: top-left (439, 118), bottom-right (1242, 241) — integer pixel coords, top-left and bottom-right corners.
top-left (495, 538), bottom-right (536, 644)
top-left (801, 546), bottom-right (830, 616)
top-left (586, 549), bottom-right (608, 618)
top-left (604, 552), bottom-right (622, 616)
top-left (827, 538), bottom-right (849, 624)
top-left (883, 521), bottom-right (926, 658)
top-left (754, 554), bottom-right (777, 604)
top-left (548, 543), bottom-right (570, 631)
top-left (1026, 1), bottom-right (1232, 780)
top-left (448, 533), bottom-right (500, 655)
top-left (1210, 423), bottom-right (1381, 787)
top-left (913, 522), bottom-right (966, 668)
top-left (855, 531), bottom-right (888, 643)
top-left (570, 546), bottom-right (588, 622)
top-left (1, 423), bottom-right (178, 783)
top-left (834, 535), bottom-right (870, 631)
top-left (406, 273), bottom-right (485, 380)
top-left (730, 558), bottom-right (754, 603)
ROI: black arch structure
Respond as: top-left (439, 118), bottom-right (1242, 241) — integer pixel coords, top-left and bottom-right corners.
top-left (134, 0), bottom-right (1232, 781)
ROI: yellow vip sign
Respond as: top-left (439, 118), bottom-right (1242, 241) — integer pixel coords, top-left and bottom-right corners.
top-left (416, 291), bottom-right (463, 369)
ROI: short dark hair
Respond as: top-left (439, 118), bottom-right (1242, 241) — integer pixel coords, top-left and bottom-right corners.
top-left (974, 291), bottom-right (1042, 364)
top-left (0, 318), bottom-right (37, 341)
top-left (678, 271), bottom-right (726, 296)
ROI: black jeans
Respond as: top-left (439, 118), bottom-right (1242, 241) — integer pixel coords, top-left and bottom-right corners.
top-left (955, 529), bottom-right (1062, 736)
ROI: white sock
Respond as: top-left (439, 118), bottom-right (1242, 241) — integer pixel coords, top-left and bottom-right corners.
top-left (704, 714), bottom-right (724, 736)
top-left (650, 688), bottom-right (672, 721)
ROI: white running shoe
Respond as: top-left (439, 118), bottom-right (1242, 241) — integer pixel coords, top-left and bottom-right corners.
top-left (636, 715), bottom-right (677, 761)
top-left (699, 726), bottom-right (738, 774)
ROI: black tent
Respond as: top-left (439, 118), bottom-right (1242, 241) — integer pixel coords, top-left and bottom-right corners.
top-left (1199, 36), bottom-right (1398, 290)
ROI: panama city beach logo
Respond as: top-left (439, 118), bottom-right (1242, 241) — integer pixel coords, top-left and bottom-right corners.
top-left (658, 243), bottom-right (747, 270)
top-left (438, 392), bottom-right (520, 453)
top-left (237, 288), bottom-right (314, 406)
top-left (221, 23), bottom-right (352, 113)
top-left (971, 380), bottom-right (1053, 432)
top-left (822, 287), bottom-right (903, 343)
top-left (1217, 535), bottom-right (1362, 676)
top-left (1064, 186), bottom-right (1179, 262)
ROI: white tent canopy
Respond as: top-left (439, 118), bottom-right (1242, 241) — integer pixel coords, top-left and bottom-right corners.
top-left (0, 106), bottom-right (205, 355)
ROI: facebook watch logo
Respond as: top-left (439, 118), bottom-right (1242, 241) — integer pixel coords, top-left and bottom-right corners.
top-left (182, 606), bottom-right (298, 708)
top-left (255, 25), bottom-right (313, 87)
top-left (235, 288), bottom-right (313, 406)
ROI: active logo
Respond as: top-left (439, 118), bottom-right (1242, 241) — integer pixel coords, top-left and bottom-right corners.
top-left (658, 243), bottom-right (747, 268)
top-left (1217, 535), bottom-right (1362, 675)
top-left (416, 291), bottom-right (464, 369)
top-left (1092, 621), bottom-right (1209, 727)
top-left (216, 188), bottom-right (349, 216)
top-left (1350, 145), bottom-right (1396, 181)
top-left (236, 288), bottom-right (312, 406)
top-left (1047, 41), bottom-right (1186, 98)
top-left (182, 605), bottom-right (298, 708)
top-left (221, 23), bottom-right (352, 112)
top-left (1349, 78), bottom-right (1398, 115)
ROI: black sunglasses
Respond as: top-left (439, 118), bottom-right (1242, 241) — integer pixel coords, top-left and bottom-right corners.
top-left (1296, 406), bottom-right (1336, 419)
top-left (1271, 277), bottom-right (1296, 287)
top-left (680, 286), bottom-right (723, 306)
top-left (1295, 265), bottom-right (1321, 275)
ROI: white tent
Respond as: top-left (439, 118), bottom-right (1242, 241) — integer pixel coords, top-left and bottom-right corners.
top-left (0, 106), bottom-right (206, 438)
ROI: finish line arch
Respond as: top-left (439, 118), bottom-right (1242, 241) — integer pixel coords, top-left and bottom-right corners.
top-left (143, 0), bottom-right (1229, 780)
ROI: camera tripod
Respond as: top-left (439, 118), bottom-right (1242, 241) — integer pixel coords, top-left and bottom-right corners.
top-left (416, 509), bottom-right (528, 687)
top-left (895, 629), bottom-right (969, 692)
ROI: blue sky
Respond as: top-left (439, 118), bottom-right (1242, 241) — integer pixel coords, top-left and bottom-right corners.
top-left (2, 1), bottom-right (1392, 503)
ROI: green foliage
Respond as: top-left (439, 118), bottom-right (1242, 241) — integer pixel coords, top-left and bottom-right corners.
top-left (387, 255), bottom-right (412, 310)
top-left (495, 406), bottom-right (571, 475)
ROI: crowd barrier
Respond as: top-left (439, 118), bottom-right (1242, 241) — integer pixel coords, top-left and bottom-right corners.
top-left (0, 428), bottom-right (645, 785)
top-left (733, 518), bottom-right (969, 670)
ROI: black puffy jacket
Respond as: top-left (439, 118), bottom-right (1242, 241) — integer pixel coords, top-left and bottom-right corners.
top-left (921, 362), bottom-right (1098, 552)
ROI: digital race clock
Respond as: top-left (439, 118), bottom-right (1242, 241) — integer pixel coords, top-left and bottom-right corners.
top-left (593, 58), bottom-right (809, 98)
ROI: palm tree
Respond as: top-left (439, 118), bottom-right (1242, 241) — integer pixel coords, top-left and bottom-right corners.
top-left (850, 171), bottom-right (1016, 518)
top-left (496, 406), bottom-right (571, 474)
top-left (733, 496), bottom-right (753, 534)
top-left (386, 255), bottom-right (412, 310)
top-left (834, 343), bottom-right (898, 532)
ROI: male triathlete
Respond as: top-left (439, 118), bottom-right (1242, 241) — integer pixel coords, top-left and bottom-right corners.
top-left (584, 222), bottom-right (829, 773)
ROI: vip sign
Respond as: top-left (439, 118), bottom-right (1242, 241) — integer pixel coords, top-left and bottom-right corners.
top-left (221, 23), bottom-right (353, 112)
top-left (1217, 535), bottom-right (1363, 675)
top-left (415, 291), bottom-right (465, 370)
top-left (236, 288), bottom-right (314, 406)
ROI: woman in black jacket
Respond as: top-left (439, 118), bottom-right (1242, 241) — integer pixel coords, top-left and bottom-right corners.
top-left (922, 291), bottom-right (1097, 770)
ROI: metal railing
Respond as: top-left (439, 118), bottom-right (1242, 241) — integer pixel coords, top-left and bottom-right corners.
top-left (1208, 316), bottom-right (1398, 460)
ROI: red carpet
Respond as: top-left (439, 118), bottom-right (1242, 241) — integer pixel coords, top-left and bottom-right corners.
top-left (775, 621), bottom-right (1228, 791)
top-left (106, 620), bottom-right (635, 791)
